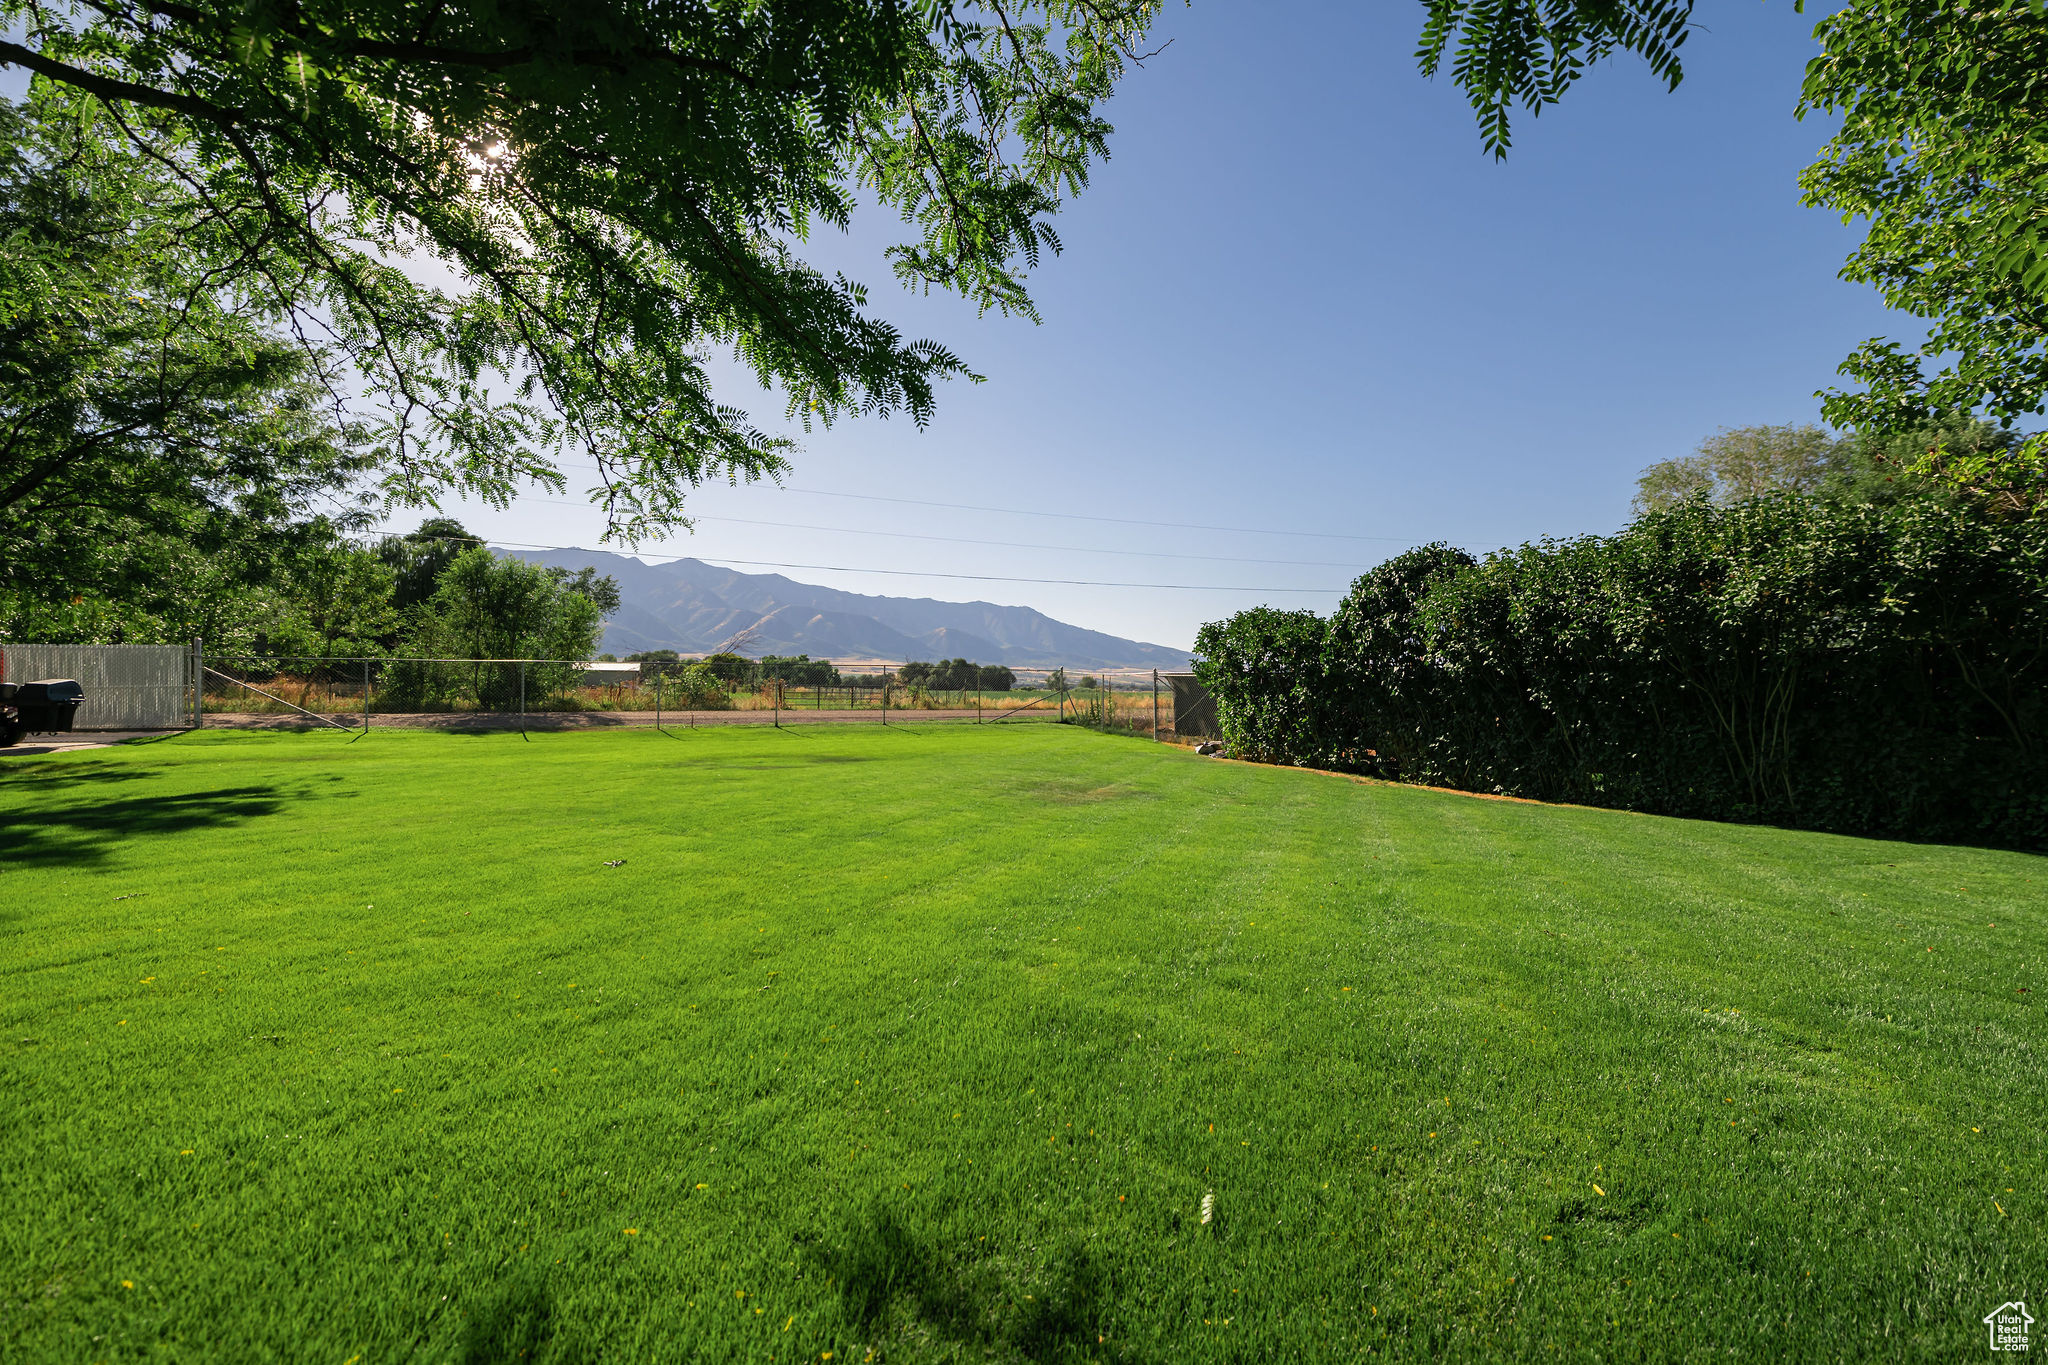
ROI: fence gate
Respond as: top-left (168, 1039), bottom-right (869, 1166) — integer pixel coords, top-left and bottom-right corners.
top-left (0, 643), bottom-right (195, 730)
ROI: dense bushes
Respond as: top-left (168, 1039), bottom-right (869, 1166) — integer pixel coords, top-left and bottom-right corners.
top-left (1194, 496), bottom-right (2047, 848)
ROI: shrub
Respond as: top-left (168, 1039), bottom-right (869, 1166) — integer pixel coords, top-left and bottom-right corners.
top-left (1195, 498), bottom-right (2048, 848)
top-left (1191, 606), bottom-right (1329, 764)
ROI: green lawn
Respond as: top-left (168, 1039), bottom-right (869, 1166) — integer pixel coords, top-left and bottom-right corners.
top-left (2, 725), bottom-right (2042, 1362)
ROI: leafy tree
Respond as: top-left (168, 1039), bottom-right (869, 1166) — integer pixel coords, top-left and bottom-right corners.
top-left (1632, 425), bottom-right (1849, 514)
top-left (1415, 0), bottom-right (1694, 158)
top-left (425, 548), bottom-right (604, 662)
top-left (0, 2), bottom-right (1179, 535)
top-left (922, 657), bottom-right (1019, 690)
top-left (376, 519), bottom-right (484, 611)
top-left (1902, 440), bottom-right (2048, 522)
top-left (926, 657), bottom-right (986, 689)
top-left (386, 546), bottom-right (605, 707)
top-left (1799, 0), bottom-right (2048, 456)
top-left (897, 660), bottom-right (935, 687)
top-left (625, 649), bottom-right (683, 679)
top-left (1834, 415), bottom-right (2038, 512)
top-left (2, 529), bottom-right (298, 649)
top-left (266, 542), bottom-right (400, 658)
top-left (0, 0), bottom-right (1723, 538)
top-left (700, 652), bottom-right (754, 684)
top-left (37, 0), bottom-right (2043, 544)
top-left (547, 566), bottom-right (622, 618)
top-left (1632, 418), bottom-right (2036, 515)
top-left (0, 93), bottom-right (370, 635)
top-left (762, 654), bottom-right (838, 685)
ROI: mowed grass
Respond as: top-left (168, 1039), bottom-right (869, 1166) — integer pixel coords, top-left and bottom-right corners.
top-left (2, 725), bottom-right (2043, 1363)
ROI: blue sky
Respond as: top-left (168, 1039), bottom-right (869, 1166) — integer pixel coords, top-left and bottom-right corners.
top-left (500, 0), bottom-right (1901, 655)
top-left (31, 4), bottom-right (1911, 655)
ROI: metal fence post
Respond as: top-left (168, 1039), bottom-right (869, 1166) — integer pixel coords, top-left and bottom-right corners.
top-left (519, 661), bottom-right (528, 740)
top-left (774, 675), bottom-right (780, 728)
top-left (655, 670), bottom-right (663, 733)
top-left (192, 637), bottom-right (203, 729)
top-left (363, 659), bottom-right (371, 732)
top-left (882, 671), bottom-right (889, 725)
top-left (1153, 669), bottom-right (1160, 741)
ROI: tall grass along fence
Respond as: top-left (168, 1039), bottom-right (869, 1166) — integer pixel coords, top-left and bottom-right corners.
top-left (191, 657), bottom-right (1204, 738)
top-left (1194, 495), bottom-right (2047, 848)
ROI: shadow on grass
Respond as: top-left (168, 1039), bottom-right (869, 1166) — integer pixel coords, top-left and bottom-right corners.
top-left (0, 780), bottom-right (300, 869)
top-left (460, 1271), bottom-right (588, 1365)
top-left (812, 1207), bottom-right (1109, 1361)
top-left (0, 766), bottom-right (157, 790)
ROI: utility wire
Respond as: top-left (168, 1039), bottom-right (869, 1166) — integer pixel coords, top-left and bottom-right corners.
top-left (776, 487), bottom-right (1422, 544)
top-left (545, 460), bottom-right (1436, 544)
top-left (508, 495), bottom-right (1370, 569)
top-left (379, 531), bottom-right (1346, 594)
top-left (676, 555), bottom-right (1342, 594)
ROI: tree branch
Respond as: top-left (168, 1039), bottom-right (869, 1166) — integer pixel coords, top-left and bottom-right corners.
top-left (0, 39), bottom-right (241, 127)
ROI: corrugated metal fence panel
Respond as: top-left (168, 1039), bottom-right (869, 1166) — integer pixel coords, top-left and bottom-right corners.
top-left (1, 644), bottom-right (190, 729)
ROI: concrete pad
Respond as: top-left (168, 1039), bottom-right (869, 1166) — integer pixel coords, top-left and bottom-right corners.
top-left (0, 730), bottom-right (187, 757)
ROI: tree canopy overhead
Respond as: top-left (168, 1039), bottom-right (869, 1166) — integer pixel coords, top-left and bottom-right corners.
top-left (12, 0), bottom-right (2035, 542)
top-left (0, 0), bottom-right (1179, 540)
top-left (1416, 0), bottom-right (1695, 158)
top-left (0, 0), bottom-right (1726, 542)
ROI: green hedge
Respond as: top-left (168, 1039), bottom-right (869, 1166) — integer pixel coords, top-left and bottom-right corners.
top-left (1194, 496), bottom-right (2048, 848)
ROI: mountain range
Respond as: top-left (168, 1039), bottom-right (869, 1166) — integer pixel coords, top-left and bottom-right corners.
top-left (509, 549), bottom-right (1193, 670)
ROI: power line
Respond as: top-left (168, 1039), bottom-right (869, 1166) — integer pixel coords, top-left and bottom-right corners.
top-left (381, 531), bottom-right (1347, 594)
top-left (676, 555), bottom-right (1342, 594)
top-left (509, 496), bottom-right (1371, 568)
top-left (547, 461), bottom-right (1437, 544)
top-left (780, 488), bottom-right (1437, 544)
top-left (695, 514), bottom-right (1369, 567)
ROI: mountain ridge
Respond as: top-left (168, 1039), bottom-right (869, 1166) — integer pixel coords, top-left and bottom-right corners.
top-left (508, 548), bottom-right (1193, 670)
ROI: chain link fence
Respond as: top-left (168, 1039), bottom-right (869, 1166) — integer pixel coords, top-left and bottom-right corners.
top-left (0, 643), bottom-right (1219, 742)
top-left (192, 655), bottom-right (1212, 740)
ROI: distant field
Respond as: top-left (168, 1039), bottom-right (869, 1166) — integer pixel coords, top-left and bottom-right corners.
top-left (196, 677), bottom-right (1079, 716)
top-left (2, 726), bottom-right (2042, 1361)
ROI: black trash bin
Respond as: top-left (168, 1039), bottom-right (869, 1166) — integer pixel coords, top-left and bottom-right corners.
top-left (0, 678), bottom-right (85, 746)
